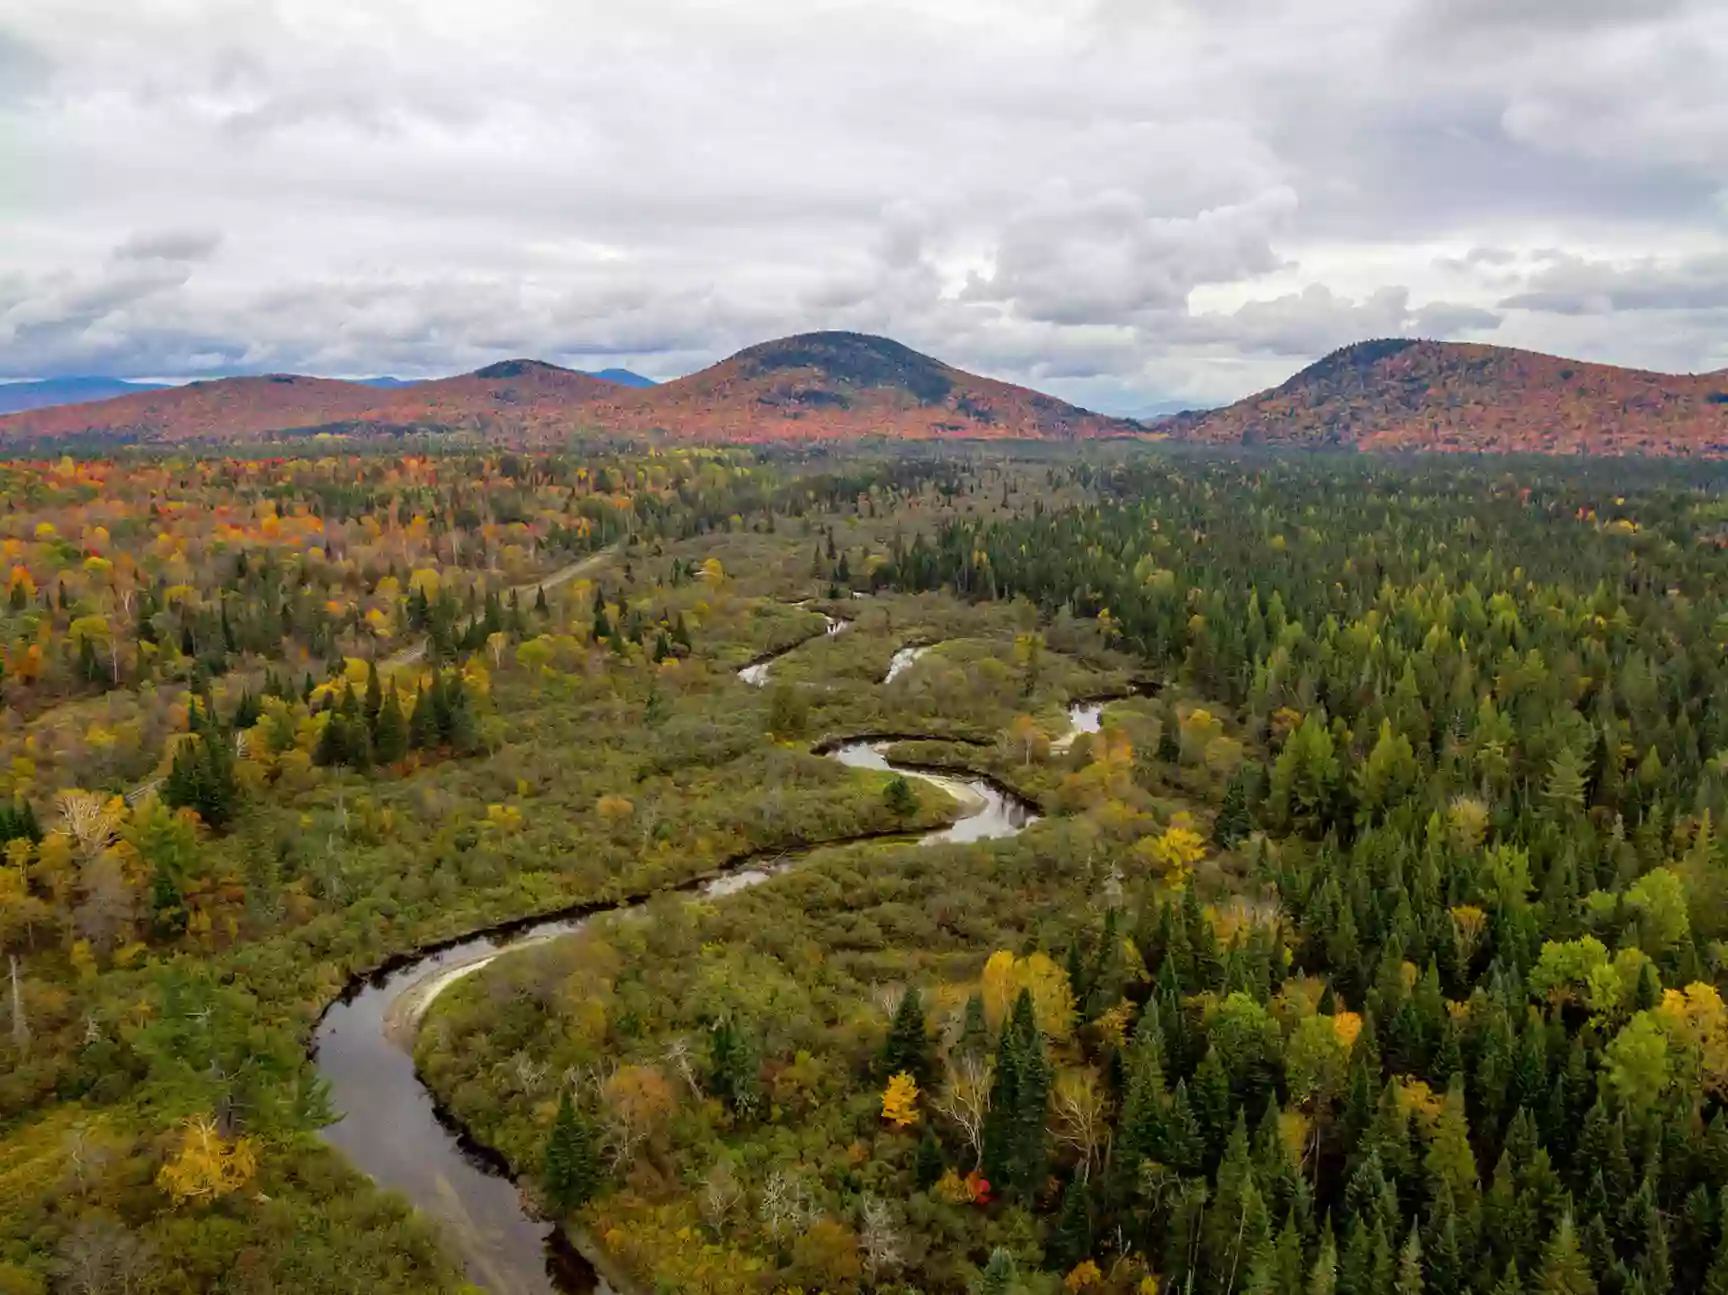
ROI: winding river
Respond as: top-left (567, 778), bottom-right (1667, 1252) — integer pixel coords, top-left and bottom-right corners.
top-left (308, 631), bottom-right (1068, 1295)
top-left (737, 611), bottom-right (850, 686)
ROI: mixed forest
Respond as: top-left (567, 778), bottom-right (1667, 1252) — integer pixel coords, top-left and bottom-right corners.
top-left (6, 444), bottom-right (1728, 1295)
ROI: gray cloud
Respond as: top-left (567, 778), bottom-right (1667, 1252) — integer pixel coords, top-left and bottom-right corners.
top-left (1500, 253), bottom-right (1728, 315)
top-left (1184, 285), bottom-right (1501, 359)
top-left (114, 228), bottom-right (224, 263)
top-left (0, 0), bottom-right (1721, 404)
top-left (1406, 0), bottom-right (1692, 37)
top-left (960, 188), bottom-right (1294, 325)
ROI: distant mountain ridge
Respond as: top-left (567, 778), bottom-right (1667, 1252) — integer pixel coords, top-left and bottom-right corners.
top-left (0, 334), bottom-right (1135, 445)
top-left (586, 368), bottom-right (655, 388)
top-left (0, 377), bottom-right (168, 415)
top-left (8, 334), bottom-right (1722, 454)
top-left (0, 367), bottom-right (655, 416)
top-left (1162, 339), bottom-right (1728, 455)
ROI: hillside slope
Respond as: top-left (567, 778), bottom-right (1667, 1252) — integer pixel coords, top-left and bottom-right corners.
top-left (0, 362), bottom-right (622, 443)
top-left (0, 333), bottom-right (1137, 444)
top-left (1165, 339), bottom-right (1728, 455)
top-left (588, 332), bottom-right (1141, 442)
top-left (357, 360), bottom-right (622, 437)
top-left (0, 374), bottom-right (390, 442)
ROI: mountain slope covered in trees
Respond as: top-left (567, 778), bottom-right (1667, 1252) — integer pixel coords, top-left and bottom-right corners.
top-left (0, 333), bottom-right (1137, 445)
top-left (1162, 339), bottom-right (1728, 455)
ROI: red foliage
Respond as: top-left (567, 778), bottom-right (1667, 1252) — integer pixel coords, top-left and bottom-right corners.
top-left (0, 335), bottom-right (1142, 446)
top-left (1166, 339), bottom-right (1728, 457)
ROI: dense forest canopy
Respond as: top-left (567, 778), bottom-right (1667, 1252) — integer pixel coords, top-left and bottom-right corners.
top-left (5, 445), bottom-right (1728, 1295)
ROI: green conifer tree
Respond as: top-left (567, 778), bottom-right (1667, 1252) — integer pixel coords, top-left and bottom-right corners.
top-left (373, 684), bottom-right (409, 764)
top-left (982, 989), bottom-right (1049, 1200)
top-left (362, 660), bottom-right (383, 724)
top-left (971, 1248), bottom-right (1019, 1295)
top-left (1537, 1214), bottom-right (1597, 1295)
top-left (314, 712), bottom-right (348, 767)
top-left (1050, 1175), bottom-right (1092, 1270)
top-left (958, 991), bottom-right (989, 1060)
top-left (915, 1123), bottom-right (944, 1190)
top-left (1396, 1225), bottom-right (1425, 1295)
top-left (543, 1088), bottom-right (599, 1213)
top-left (883, 774), bottom-right (919, 820)
top-left (880, 986), bottom-right (932, 1085)
top-left (1216, 768), bottom-right (1253, 848)
top-left (1309, 1220), bottom-right (1339, 1295)
top-left (706, 1017), bottom-right (761, 1119)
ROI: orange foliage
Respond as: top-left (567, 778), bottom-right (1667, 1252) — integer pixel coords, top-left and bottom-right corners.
top-left (1169, 338), bottom-right (1728, 457)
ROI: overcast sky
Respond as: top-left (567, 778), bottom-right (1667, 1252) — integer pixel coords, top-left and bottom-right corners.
top-left (1, 0), bottom-right (1724, 412)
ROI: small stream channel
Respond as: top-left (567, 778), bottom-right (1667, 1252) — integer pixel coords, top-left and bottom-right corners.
top-left (737, 612), bottom-right (850, 686)
top-left (308, 632), bottom-right (1096, 1294)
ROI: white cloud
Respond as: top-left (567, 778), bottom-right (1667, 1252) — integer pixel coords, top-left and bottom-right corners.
top-left (0, 0), bottom-right (1720, 405)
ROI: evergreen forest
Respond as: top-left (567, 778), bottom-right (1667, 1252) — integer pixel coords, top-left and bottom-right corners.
top-left (6, 446), bottom-right (1728, 1295)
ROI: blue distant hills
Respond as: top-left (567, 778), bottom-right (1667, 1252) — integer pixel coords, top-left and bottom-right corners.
top-left (350, 369), bottom-right (660, 389)
top-left (585, 368), bottom-right (657, 388)
top-left (0, 368), bottom-right (657, 415)
top-left (0, 377), bottom-right (169, 415)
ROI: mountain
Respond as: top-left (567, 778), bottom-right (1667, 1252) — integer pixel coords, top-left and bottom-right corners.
top-left (360, 359), bottom-right (623, 438)
top-left (0, 377), bottom-right (168, 415)
top-left (0, 361), bottom-right (625, 444)
top-left (1163, 339), bottom-right (1728, 455)
top-left (0, 374), bottom-right (393, 443)
top-left (1129, 397), bottom-right (1210, 422)
top-left (354, 368), bottom-right (651, 387)
top-left (578, 332), bottom-right (1143, 442)
top-left (9, 337), bottom-right (1727, 453)
top-left (586, 368), bottom-right (655, 388)
top-left (0, 334), bottom-right (1140, 444)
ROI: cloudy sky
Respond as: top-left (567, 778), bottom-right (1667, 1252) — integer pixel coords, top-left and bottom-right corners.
top-left (1, 0), bottom-right (1724, 412)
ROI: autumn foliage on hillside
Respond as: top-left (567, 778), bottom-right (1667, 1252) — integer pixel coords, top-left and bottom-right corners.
top-left (0, 362), bottom-right (621, 445)
top-left (0, 333), bottom-right (1142, 446)
top-left (1164, 339), bottom-right (1728, 456)
top-left (578, 332), bottom-right (1144, 444)
top-left (0, 451), bottom-right (705, 797)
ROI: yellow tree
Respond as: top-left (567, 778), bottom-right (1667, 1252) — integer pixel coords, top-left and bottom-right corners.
top-left (596, 794), bottom-right (635, 841)
top-left (980, 950), bottom-right (1075, 1038)
top-left (1012, 632), bottom-right (1045, 693)
top-left (157, 1115), bottom-right (259, 1206)
top-left (1135, 813), bottom-right (1208, 889)
top-left (1656, 982), bottom-right (1728, 1095)
top-left (1449, 905), bottom-right (1488, 965)
top-left (1178, 708), bottom-right (1223, 766)
top-left (1445, 795), bottom-right (1491, 852)
top-left (881, 1072), bottom-right (920, 1127)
